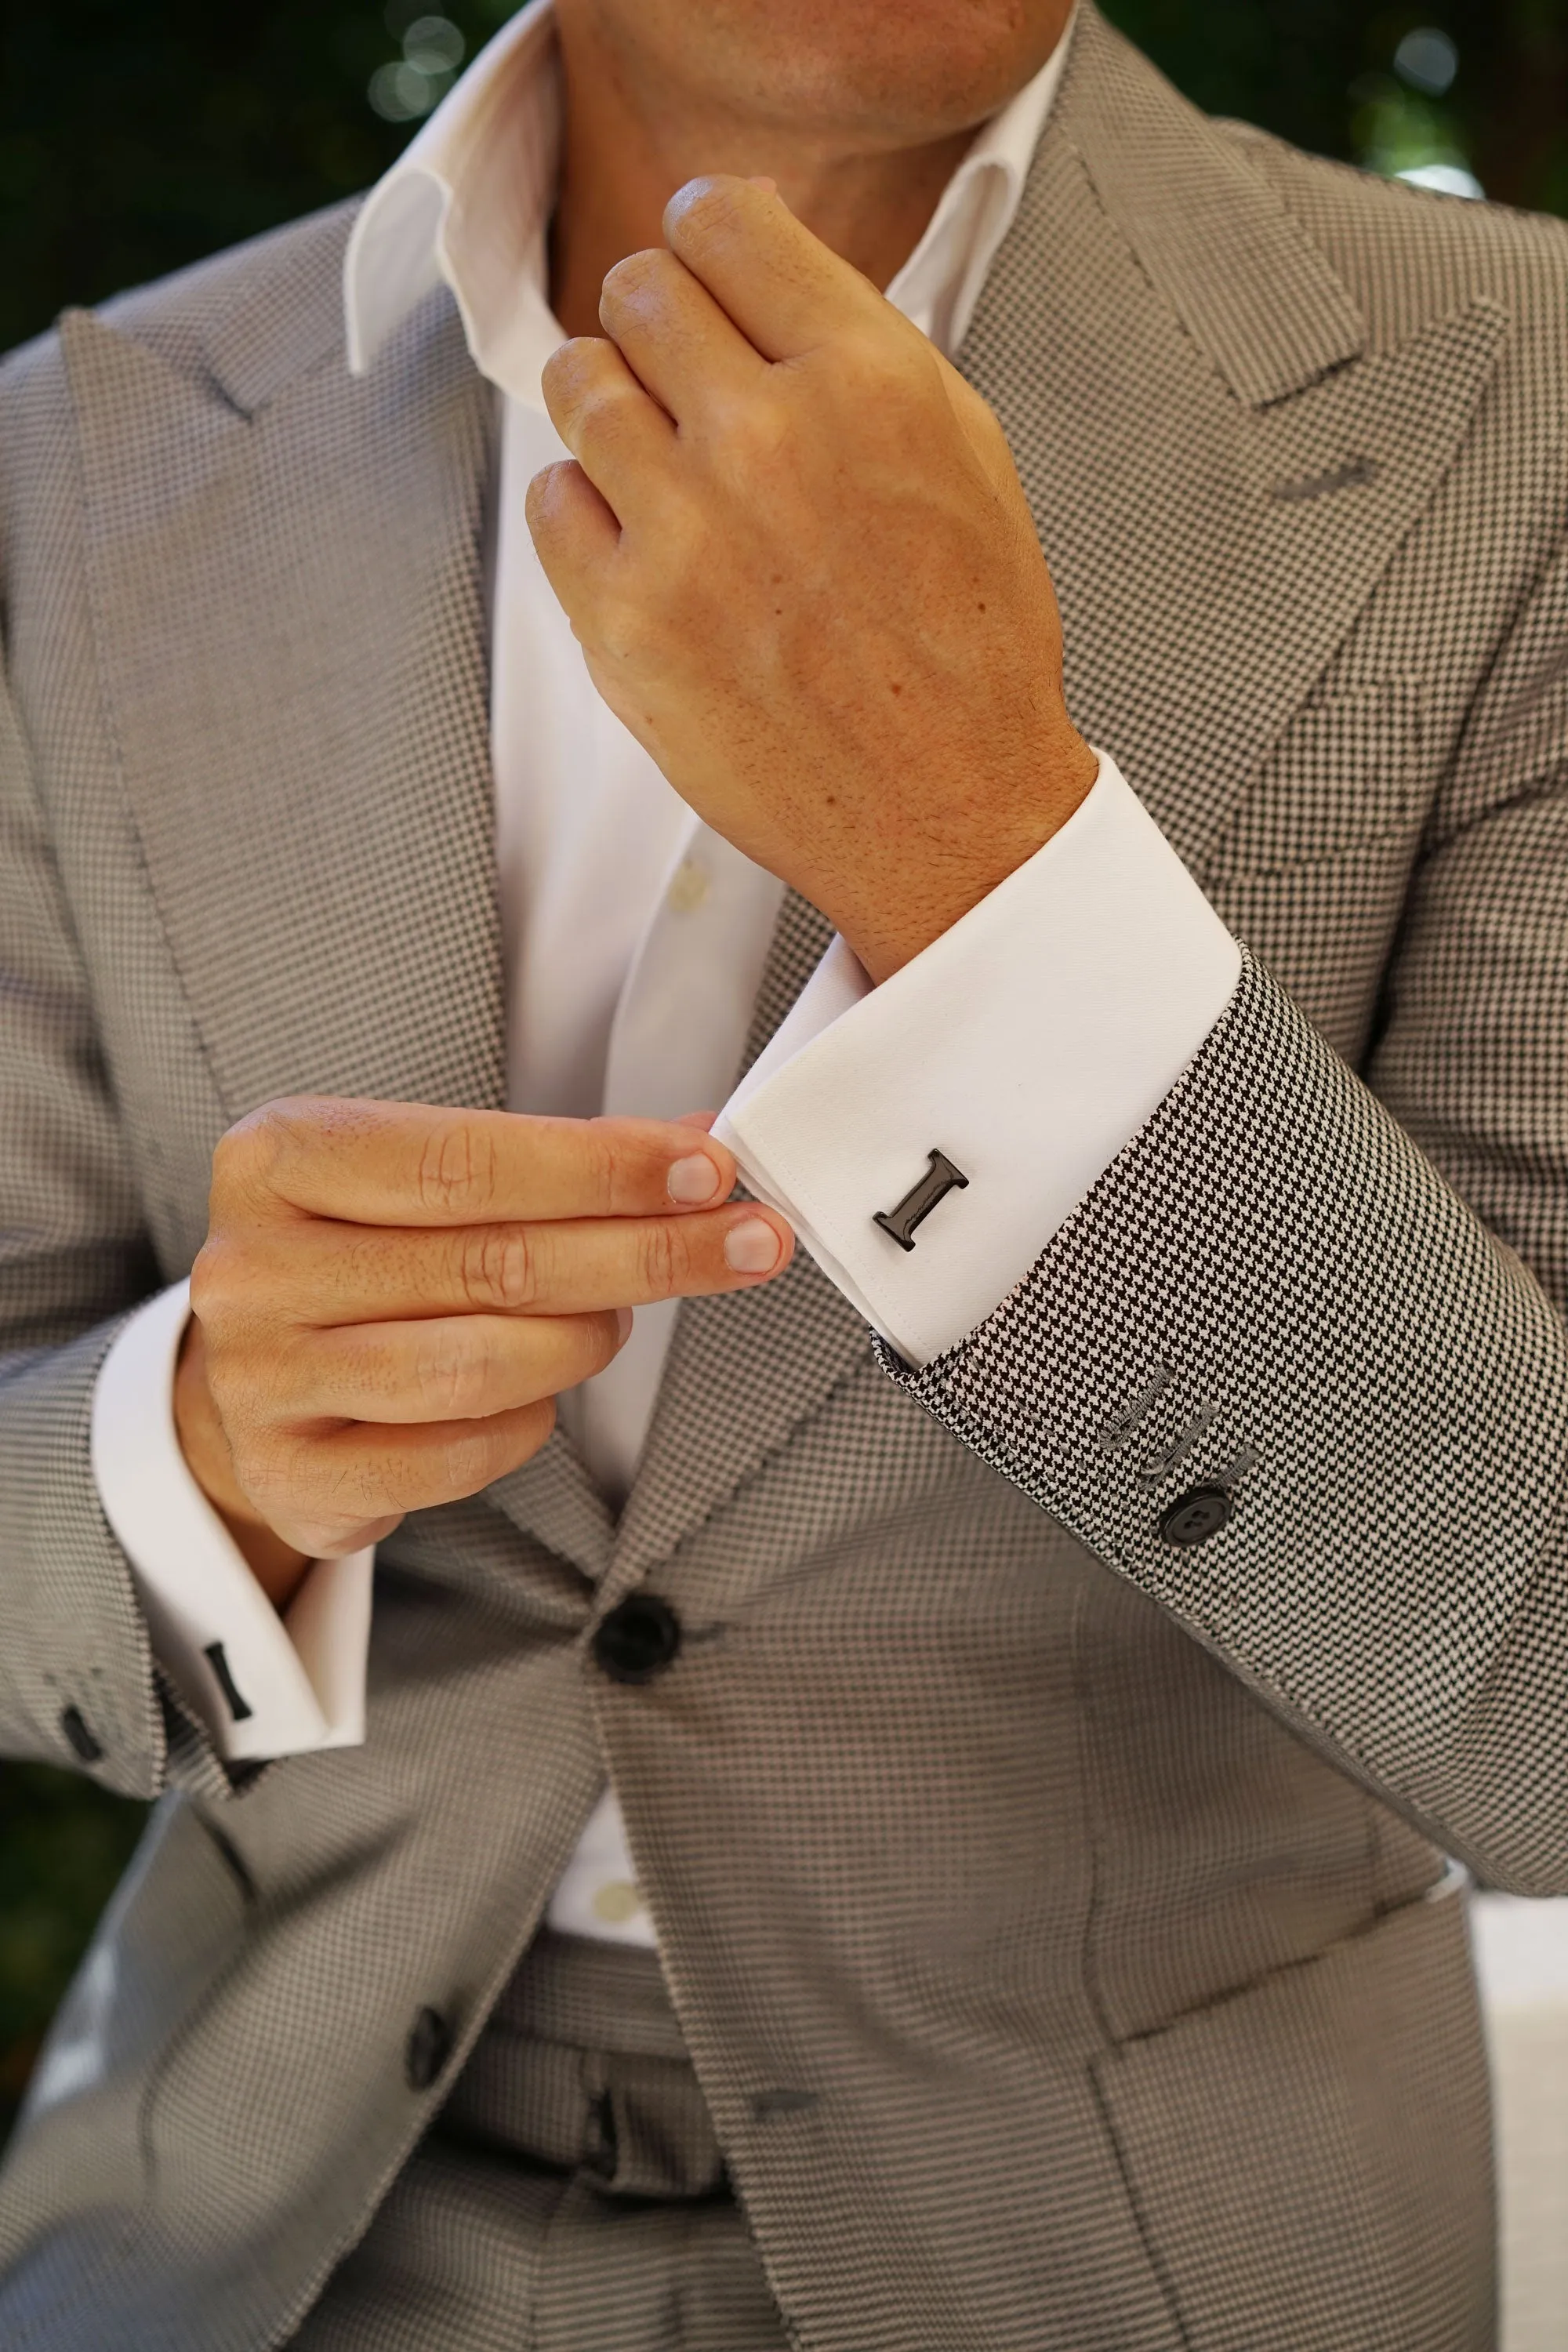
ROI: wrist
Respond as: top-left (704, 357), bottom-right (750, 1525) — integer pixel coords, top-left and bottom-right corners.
top-left (838, 731), bottom-right (1098, 983)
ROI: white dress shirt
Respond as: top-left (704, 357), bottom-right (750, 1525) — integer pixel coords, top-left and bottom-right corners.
top-left (91, 0), bottom-right (1239, 1947)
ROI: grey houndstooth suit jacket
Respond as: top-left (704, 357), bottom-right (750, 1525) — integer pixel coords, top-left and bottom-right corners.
top-left (3, 7), bottom-right (1568, 2347)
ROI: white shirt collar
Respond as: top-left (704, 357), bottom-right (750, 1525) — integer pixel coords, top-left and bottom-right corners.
top-left (345, 0), bottom-right (1073, 401)
top-left (883, 22), bottom-right (1073, 357)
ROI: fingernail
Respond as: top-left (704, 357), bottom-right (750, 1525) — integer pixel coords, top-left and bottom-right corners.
top-left (615, 1307), bottom-right (634, 1343)
top-left (668, 1153), bottom-right (723, 1204)
top-left (724, 1217), bottom-right (782, 1275)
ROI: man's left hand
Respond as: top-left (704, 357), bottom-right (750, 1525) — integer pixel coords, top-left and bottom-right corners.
top-left (528, 172), bottom-right (1097, 984)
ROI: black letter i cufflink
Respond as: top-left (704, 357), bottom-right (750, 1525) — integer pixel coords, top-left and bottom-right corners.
top-left (873, 1149), bottom-right (969, 1251)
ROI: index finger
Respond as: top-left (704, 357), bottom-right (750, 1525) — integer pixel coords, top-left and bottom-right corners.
top-left (226, 1098), bottom-right (737, 1228)
top-left (662, 174), bottom-right (898, 365)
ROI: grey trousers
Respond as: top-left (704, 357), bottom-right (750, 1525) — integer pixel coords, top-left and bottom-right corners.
top-left (289, 1930), bottom-right (789, 2351)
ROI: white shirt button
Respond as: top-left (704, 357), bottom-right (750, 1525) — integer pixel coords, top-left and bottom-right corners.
top-left (591, 1879), bottom-right (644, 1926)
top-left (667, 858), bottom-right (710, 914)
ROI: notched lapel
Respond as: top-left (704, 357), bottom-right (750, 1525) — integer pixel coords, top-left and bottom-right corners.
top-left (1054, 5), bottom-right (1366, 410)
top-left (63, 290), bottom-right (504, 1122)
top-left (961, 5), bottom-right (1508, 880)
top-left (485, 1432), bottom-right (617, 1584)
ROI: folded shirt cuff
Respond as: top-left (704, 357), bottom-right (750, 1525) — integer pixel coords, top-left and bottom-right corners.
top-left (714, 754), bottom-right (1243, 1367)
top-left (90, 1279), bottom-right (372, 1762)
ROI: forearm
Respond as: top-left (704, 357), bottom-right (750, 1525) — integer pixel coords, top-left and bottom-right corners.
top-left (887, 952), bottom-right (1568, 1893)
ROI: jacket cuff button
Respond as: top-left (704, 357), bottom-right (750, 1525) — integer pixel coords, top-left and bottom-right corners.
top-left (1159, 1486), bottom-right (1233, 1546)
top-left (60, 1704), bottom-right (105, 1763)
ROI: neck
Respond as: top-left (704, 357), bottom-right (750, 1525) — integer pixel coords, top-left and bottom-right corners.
top-left (547, 16), bottom-right (977, 340)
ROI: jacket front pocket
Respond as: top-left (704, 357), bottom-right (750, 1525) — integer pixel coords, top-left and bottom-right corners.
top-left (1091, 1886), bottom-right (1494, 2351)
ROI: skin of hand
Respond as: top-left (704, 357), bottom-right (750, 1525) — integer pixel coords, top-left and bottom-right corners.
top-left (527, 176), bottom-right (1098, 986)
top-left (175, 1098), bottom-right (793, 1610)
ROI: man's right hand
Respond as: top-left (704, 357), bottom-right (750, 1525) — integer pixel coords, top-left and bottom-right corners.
top-left (175, 1096), bottom-right (793, 1608)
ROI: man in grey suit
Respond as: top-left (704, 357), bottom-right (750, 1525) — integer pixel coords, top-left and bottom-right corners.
top-left (3, 0), bottom-right (1567, 2342)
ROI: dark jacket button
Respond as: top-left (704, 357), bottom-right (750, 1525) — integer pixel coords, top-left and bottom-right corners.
top-left (405, 2005), bottom-right (453, 2091)
top-left (1160, 1485), bottom-right (1233, 1546)
top-left (592, 1594), bottom-right (682, 1685)
top-left (60, 1704), bottom-right (104, 1763)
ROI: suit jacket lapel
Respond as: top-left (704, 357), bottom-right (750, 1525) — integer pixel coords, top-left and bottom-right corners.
top-left (64, 251), bottom-right (504, 1122)
top-left (64, 225), bottom-right (613, 1577)
top-left (960, 2), bottom-right (1507, 879)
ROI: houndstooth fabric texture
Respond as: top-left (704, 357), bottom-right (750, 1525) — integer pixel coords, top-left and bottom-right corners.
top-left (287, 1932), bottom-right (789, 2352)
top-left (2, 2), bottom-right (1567, 2344)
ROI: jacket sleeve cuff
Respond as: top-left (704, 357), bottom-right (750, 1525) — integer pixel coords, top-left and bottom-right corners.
top-left (713, 754), bottom-right (1242, 1365)
top-left (89, 1279), bottom-right (372, 1762)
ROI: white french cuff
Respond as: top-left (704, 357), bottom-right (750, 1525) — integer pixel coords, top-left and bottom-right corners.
top-left (90, 1279), bottom-right (373, 1762)
top-left (714, 755), bottom-right (1243, 1370)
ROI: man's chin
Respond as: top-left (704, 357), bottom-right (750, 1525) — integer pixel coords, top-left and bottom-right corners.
top-left (635, 0), bottom-right (1073, 151)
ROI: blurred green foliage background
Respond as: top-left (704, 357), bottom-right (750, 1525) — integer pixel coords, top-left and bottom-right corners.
top-left (0, 0), bottom-right (1564, 2148)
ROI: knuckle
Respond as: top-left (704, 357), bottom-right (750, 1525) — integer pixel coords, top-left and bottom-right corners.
top-left (437, 1424), bottom-right (510, 1498)
top-left (209, 1110), bottom-right (273, 1210)
top-left (637, 1217), bottom-right (684, 1299)
top-left (212, 1327), bottom-right (278, 1423)
top-left (212, 1094), bottom-right (333, 1217)
top-left (207, 1123), bottom-right (249, 1203)
top-left (187, 1236), bottom-right (231, 1324)
top-left (412, 1329), bottom-right (487, 1420)
top-left (576, 385), bottom-right (636, 456)
top-left (438, 1401), bottom-right (554, 1493)
top-left (416, 1118), bottom-right (499, 1219)
top-left (244, 1427), bottom-right (312, 1519)
top-left (190, 1232), bottom-right (278, 1336)
top-left (195, 1321), bottom-right (239, 1410)
top-left (583, 1123), bottom-right (627, 1213)
top-left (237, 1094), bottom-right (308, 1173)
top-left (457, 1223), bottom-right (536, 1312)
top-left (319, 1435), bottom-right (401, 1523)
